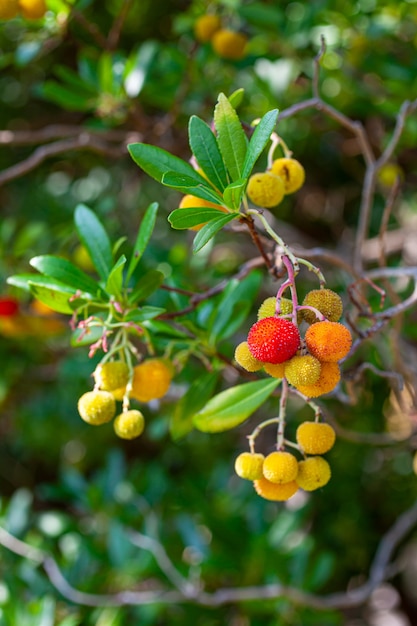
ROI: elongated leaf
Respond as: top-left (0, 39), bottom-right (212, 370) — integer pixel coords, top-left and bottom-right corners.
top-left (28, 282), bottom-right (80, 314)
top-left (214, 93), bottom-right (247, 182)
top-left (126, 202), bottom-right (158, 282)
top-left (40, 82), bottom-right (94, 111)
top-left (162, 172), bottom-right (224, 204)
top-left (105, 255), bottom-right (126, 299)
top-left (170, 371), bottom-right (219, 440)
top-left (242, 109), bottom-right (279, 178)
top-left (29, 255), bottom-right (105, 297)
top-left (193, 213), bottom-right (237, 253)
top-left (128, 269), bottom-right (164, 303)
top-left (223, 178), bottom-right (246, 210)
top-left (188, 116), bottom-right (229, 191)
top-left (168, 207), bottom-right (228, 230)
top-left (128, 143), bottom-right (207, 185)
top-left (74, 205), bottom-right (113, 282)
top-left (125, 305), bottom-right (165, 322)
top-left (71, 325), bottom-right (103, 347)
top-left (228, 88), bottom-right (245, 109)
top-left (54, 65), bottom-right (98, 96)
top-left (193, 378), bottom-right (280, 432)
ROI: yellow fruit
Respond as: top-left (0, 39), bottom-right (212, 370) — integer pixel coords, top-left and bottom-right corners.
top-left (296, 456), bottom-right (331, 491)
top-left (301, 289), bottom-right (343, 325)
top-left (178, 194), bottom-right (226, 231)
top-left (114, 410), bottom-right (145, 439)
top-left (295, 361), bottom-right (341, 398)
top-left (270, 158), bottom-right (305, 194)
top-left (194, 14), bottom-right (221, 42)
top-left (77, 391), bottom-right (116, 425)
top-left (19, 0), bottom-right (46, 18)
top-left (284, 355), bottom-right (321, 387)
top-left (30, 299), bottom-right (56, 316)
top-left (246, 172), bottom-right (285, 208)
top-left (211, 29), bottom-right (248, 60)
top-left (296, 421), bottom-right (336, 455)
top-left (234, 452), bottom-right (265, 480)
top-left (377, 163), bottom-right (404, 188)
top-left (234, 341), bottom-right (264, 372)
top-left (72, 244), bottom-right (96, 272)
top-left (305, 321), bottom-right (352, 362)
top-left (130, 358), bottom-right (173, 403)
top-left (254, 476), bottom-right (298, 501)
top-left (262, 451), bottom-right (298, 484)
top-left (0, 0), bottom-right (20, 18)
top-left (111, 386), bottom-right (126, 401)
top-left (94, 361), bottom-right (130, 392)
top-left (263, 362), bottom-right (286, 378)
top-left (257, 296), bottom-right (293, 320)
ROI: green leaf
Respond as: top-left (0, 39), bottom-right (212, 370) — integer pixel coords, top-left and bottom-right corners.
top-left (54, 65), bottom-right (98, 96)
top-left (193, 378), bottom-right (280, 433)
top-left (161, 172), bottom-right (224, 204)
top-left (168, 207), bottom-right (228, 230)
top-left (214, 93), bottom-right (248, 182)
top-left (125, 305), bottom-right (165, 322)
top-left (126, 202), bottom-right (158, 282)
top-left (40, 82), bottom-right (94, 111)
top-left (128, 143), bottom-right (207, 184)
top-left (222, 178), bottom-right (247, 210)
top-left (188, 116), bottom-right (229, 191)
top-left (242, 109), bottom-right (279, 178)
top-left (170, 372), bottom-right (219, 440)
top-left (71, 324), bottom-right (103, 347)
top-left (105, 255), bottom-right (127, 299)
top-left (128, 269), bottom-right (164, 303)
top-left (193, 213), bottom-right (237, 253)
top-left (228, 88), bottom-right (245, 109)
top-left (74, 204), bottom-right (113, 282)
top-left (29, 255), bottom-right (106, 297)
top-left (28, 282), bottom-right (80, 314)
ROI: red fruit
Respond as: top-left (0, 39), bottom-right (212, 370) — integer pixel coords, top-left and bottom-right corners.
top-left (247, 317), bottom-right (300, 364)
top-left (0, 297), bottom-right (19, 317)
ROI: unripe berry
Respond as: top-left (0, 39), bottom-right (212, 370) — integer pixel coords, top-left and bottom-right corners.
top-left (305, 321), bottom-right (352, 362)
top-left (94, 361), bottom-right (130, 392)
top-left (246, 172), bottom-right (285, 208)
top-left (179, 194), bottom-right (226, 231)
top-left (234, 341), bottom-right (264, 372)
top-left (284, 355), bottom-right (321, 387)
top-left (301, 289), bottom-right (343, 325)
top-left (247, 317), bottom-right (300, 364)
top-left (254, 476), bottom-right (298, 501)
top-left (270, 158), bottom-right (305, 194)
top-left (77, 391), bottom-right (116, 425)
top-left (194, 14), bottom-right (221, 42)
top-left (296, 421), bottom-right (336, 455)
top-left (234, 452), bottom-right (265, 480)
top-left (377, 163), bottom-right (404, 188)
top-left (263, 362), bottom-right (286, 379)
top-left (295, 361), bottom-right (340, 398)
top-left (0, 0), bottom-right (19, 19)
top-left (211, 29), bottom-right (247, 60)
top-left (263, 451), bottom-right (298, 484)
top-left (114, 410), bottom-right (145, 439)
top-left (296, 456), bottom-right (331, 491)
top-left (130, 358), bottom-right (173, 403)
top-left (19, 0), bottom-right (46, 18)
top-left (257, 296), bottom-right (293, 320)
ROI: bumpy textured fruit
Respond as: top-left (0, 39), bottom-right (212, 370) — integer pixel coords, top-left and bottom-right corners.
top-left (179, 194), bottom-right (226, 231)
top-left (194, 14), bottom-right (221, 42)
top-left (284, 355), bottom-right (321, 387)
top-left (211, 29), bottom-right (247, 60)
top-left (271, 158), bottom-right (305, 194)
top-left (263, 362), bottom-right (286, 379)
top-left (0, 0), bottom-right (19, 18)
top-left (301, 289), bottom-right (343, 324)
top-left (296, 421), bottom-right (336, 455)
top-left (257, 296), bottom-right (293, 320)
top-left (77, 391), bottom-right (116, 425)
top-left (263, 451), bottom-right (298, 484)
top-left (114, 410), bottom-right (145, 439)
top-left (234, 452), bottom-right (265, 480)
top-left (247, 172), bottom-right (285, 208)
top-left (94, 361), bottom-right (130, 392)
top-left (296, 456), bottom-right (331, 491)
top-left (247, 317), bottom-right (300, 364)
top-left (130, 359), bottom-right (173, 403)
top-left (234, 341), bottom-right (264, 372)
top-left (305, 321), bottom-right (352, 362)
top-left (254, 476), bottom-right (298, 501)
top-left (295, 361), bottom-right (340, 398)
top-left (19, 0), bottom-right (46, 18)
top-left (0, 296), bottom-right (19, 316)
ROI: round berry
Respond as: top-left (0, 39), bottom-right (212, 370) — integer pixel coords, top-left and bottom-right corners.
top-left (296, 457), bottom-right (331, 491)
top-left (263, 362), bottom-right (286, 379)
top-left (194, 14), bottom-right (221, 42)
top-left (246, 172), bottom-right (285, 208)
top-left (305, 321), bottom-right (352, 362)
top-left (77, 391), bottom-right (116, 425)
top-left (257, 296), bottom-right (293, 320)
top-left (296, 422), bottom-right (336, 455)
top-left (301, 289), bottom-right (343, 325)
top-left (19, 0), bottom-right (46, 18)
top-left (0, 296), bottom-right (19, 317)
top-left (254, 476), bottom-right (298, 501)
top-left (295, 361), bottom-right (340, 398)
top-left (211, 29), bottom-right (247, 60)
top-left (247, 317), bottom-right (300, 364)
top-left (94, 361), bottom-right (130, 392)
top-left (114, 410), bottom-right (145, 440)
top-left (234, 452), bottom-right (265, 480)
top-left (234, 341), bottom-right (264, 372)
top-left (263, 451), bottom-right (298, 484)
top-left (284, 355), bottom-right (321, 387)
top-left (130, 359), bottom-right (173, 403)
top-left (270, 158), bottom-right (305, 194)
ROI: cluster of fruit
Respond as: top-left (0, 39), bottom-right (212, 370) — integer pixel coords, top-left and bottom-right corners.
top-left (235, 288), bottom-right (352, 398)
top-left (0, 0), bottom-right (46, 20)
top-left (77, 358), bottom-right (173, 440)
top-left (235, 421), bottom-right (336, 501)
top-left (194, 13), bottom-right (248, 61)
top-left (246, 157), bottom-right (305, 209)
